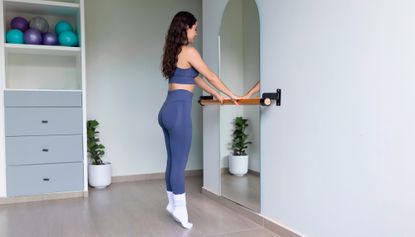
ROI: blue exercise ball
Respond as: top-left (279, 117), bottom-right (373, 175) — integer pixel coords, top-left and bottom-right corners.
top-left (10, 16), bottom-right (29, 32)
top-left (24, 28), bottom-right (43, 44)
top-left (6, 29), bottom-right (24, 44)
top-left (59, 31), bottom-right (78, 46)
top-left (43, 32), bottom-right (58, 45)
top-left (55, 20), bottom-right (73, 35)
top-left (29, 16), bottom-right (49, 34)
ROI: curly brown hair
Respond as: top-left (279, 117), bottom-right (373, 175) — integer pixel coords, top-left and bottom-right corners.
top-left (162, 11), bottom-right (197, 79)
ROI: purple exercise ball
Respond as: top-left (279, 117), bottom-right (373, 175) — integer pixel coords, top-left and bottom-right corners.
top-left (10, 16), bottom-right (29, 32)
top-left (24, 28), bottom-right (42, 45)
top-left (43, 32), bottom-right (58, 45)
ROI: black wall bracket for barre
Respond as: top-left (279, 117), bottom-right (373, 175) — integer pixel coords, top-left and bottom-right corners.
top-left (262, 89), bottom-right (281, 106)
top-left (198, 89), bottom-right (281, 106)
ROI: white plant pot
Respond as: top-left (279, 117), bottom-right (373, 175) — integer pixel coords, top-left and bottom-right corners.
top-left (88, 162), bottom-right (112, 189)
top-left (229, 155), bottom-right (249, 176)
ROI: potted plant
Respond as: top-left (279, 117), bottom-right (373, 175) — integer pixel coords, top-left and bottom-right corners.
top-left (229, 116), bottom-right (252, 176)
top-left (87, 120), bottom-right (112, 189)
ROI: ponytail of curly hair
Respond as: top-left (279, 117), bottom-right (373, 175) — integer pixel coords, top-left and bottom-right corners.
top-left (162, 11), bottom-right (197, 79)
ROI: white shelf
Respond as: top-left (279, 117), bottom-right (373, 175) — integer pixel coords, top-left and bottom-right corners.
top-left (4, 0), bottom-right (80, 16)
top-left (4, 88), bottom-right (82, 92)
top-left (5, 44), bottom-right (80, 56)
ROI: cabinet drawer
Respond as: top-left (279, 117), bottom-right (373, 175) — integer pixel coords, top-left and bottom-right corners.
top-left (5, 91), bottom-right (82, 107)
top-left (6, 135), bottom-right (83, 165)
top-left (7, 162), bottom-right (84, 197)
top-left (5, 107), bottom-right (82, 136)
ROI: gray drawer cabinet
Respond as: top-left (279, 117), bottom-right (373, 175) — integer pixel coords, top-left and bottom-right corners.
top-left (6, 135), bottom-right (83, 165)
top-left (4, 90), bottom-right (82, 107)
top-left (5, 107), bottom-right (83, 136)
top-left (4, 91), bottom-right (84, 197)
top-left (7, 163), bottom-right (84, 197)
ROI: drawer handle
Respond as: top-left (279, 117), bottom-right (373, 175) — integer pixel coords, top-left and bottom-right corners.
top-left (42, 148), bottom-right (49, 152)
top-left (41, 120), bottom-right (48, 124)
top-left (43, 178), bottom-right (50, 182)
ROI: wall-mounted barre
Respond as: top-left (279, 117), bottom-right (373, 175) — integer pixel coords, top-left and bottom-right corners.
top-left (199, 89), bottom-right (281, 106)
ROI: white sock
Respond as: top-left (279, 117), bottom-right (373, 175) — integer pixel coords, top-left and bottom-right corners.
top-left (166, 191), bottom-right (174, 215)
top-left (173, 193), bottom-right (193, 229)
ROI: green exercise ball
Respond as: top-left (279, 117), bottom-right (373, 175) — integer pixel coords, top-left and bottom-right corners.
top-left (59, 31), bottom-right (78, 46)
top-left (55, 20), bottom-right (73, 35)
top-left (6, 29), bottom-right (24, 44)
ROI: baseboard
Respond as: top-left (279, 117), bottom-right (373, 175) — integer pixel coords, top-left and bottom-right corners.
top-left (0, 191), bottom-right (88, 205)
top-left (263, 218), bottom-right (302, 237)
top-left (248, 169), bottom-right (260, 177)
top-left (201, 187), bottom-right (301, 237)
top-left (112, 169), bottom-right (203, 183)
top-left (221, 167), bottom-right (260, 177)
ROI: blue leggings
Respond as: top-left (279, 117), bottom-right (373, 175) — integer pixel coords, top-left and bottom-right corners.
top-left (158, 89), bottom-right (193, 194)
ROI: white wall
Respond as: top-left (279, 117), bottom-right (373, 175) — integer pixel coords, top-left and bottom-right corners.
top-left (85, 0), bottom-right (203, 177)
top-left (204, 0), bottom-right (415, 236)
top-left (202, 0), bottom-right (229, 194)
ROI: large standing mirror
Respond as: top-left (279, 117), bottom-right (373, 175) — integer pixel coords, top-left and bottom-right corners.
top-left (219, 0), bottom-right (260, 212)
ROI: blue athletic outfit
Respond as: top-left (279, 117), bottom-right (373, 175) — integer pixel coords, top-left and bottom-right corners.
top-left (158, 66), bottom-right (198, 194)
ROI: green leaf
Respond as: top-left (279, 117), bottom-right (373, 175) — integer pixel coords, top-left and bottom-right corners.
top-left (87, 119), bottom-right (106, 164)
top-left (229, 116), bottom-right (252, 154)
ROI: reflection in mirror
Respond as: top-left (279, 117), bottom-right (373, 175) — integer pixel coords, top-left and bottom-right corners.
top-left (219, 0), bottom-right (260, 212)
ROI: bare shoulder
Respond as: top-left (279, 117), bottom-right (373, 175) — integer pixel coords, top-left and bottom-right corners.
top-left (183, 46), bottom-right (211, 77)
top-left (182, 46), bottom-right (200, 58)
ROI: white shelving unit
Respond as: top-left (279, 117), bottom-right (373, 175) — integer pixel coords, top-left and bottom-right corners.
top-left (5, 43), bottom-right (81, 56)
top-left (0, 0), bottom-right (87, 199)
top-left (4, 0), bottom-right (80, 16)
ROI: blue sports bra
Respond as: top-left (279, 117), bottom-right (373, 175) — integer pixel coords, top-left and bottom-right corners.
top-left (169, 67), bottom-right (198, 85)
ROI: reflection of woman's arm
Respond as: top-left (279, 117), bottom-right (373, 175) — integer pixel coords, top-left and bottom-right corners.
top-left (243, 81), bottom-right (260, 98)
top-left (195, 76), bottom-right (224, 104)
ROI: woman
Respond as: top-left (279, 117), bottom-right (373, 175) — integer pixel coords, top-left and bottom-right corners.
top-left (158, 11), bottom-right (240, 229)
top-left (242, 81), bottom-right (260, 99)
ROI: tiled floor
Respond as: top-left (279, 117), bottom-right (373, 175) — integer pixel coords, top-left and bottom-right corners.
top-left (0, 176), bottom-right (278, 237)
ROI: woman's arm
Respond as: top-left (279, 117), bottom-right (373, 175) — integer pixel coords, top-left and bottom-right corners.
top-left (186, 47), bottom-right (240, 101)
top-left (195, 76), bottom-right (224, 104)
top-left (242, 81), bottom-right (260, 99)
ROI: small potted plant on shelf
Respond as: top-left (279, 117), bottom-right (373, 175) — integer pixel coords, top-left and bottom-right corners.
top-left (87, 120), bottom-right (112, 189)
top-left (229, 116), bottom-right (252, 176)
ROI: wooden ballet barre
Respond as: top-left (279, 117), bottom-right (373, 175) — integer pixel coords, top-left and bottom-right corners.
top-left (199, 96), bottom-right (271, 106)
top-left (199, 89), bottom-right (281, 107)
top-left (198, 96), bottom-right (271, 106)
